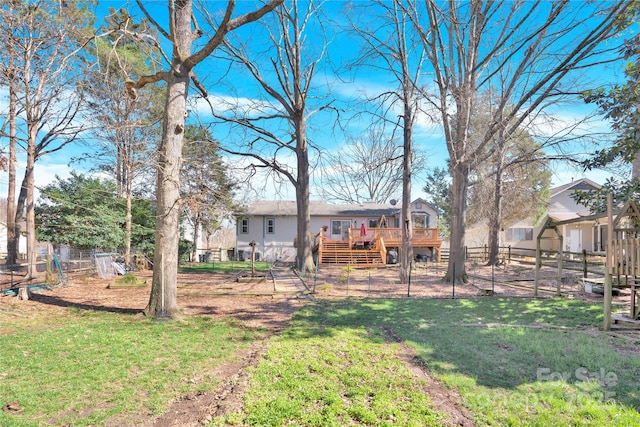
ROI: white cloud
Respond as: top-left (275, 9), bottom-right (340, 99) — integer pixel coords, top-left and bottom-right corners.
top-left (190, 93), bottom-right (281, 119)
top-left (524, 104), bottom-right (613, 140)
top-left (0, 160), bottom-right (75, 202)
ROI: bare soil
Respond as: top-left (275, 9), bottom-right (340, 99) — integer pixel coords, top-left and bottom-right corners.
top-left (1, 261), bottom-right (635, 426)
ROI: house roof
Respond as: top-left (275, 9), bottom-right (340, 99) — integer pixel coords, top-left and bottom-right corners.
top-left (411, 197), bottom-right (438, 212)
top-left (550, 177), bottom-right (601, 198)
top-left (548, 212), bottom-right (589, 222)
top-left (244, 200), bottom-right (401, 217)
top-left (543, 177), bottom-right (602, 223)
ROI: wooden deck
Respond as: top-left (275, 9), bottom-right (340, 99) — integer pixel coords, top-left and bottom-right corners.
top-left (317, 227), bottom-right (442, 266)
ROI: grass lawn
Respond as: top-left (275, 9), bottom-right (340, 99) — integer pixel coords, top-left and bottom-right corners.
top-left (221, 298), bottom-right (640, 426)
top-left (0, 308), bottom-right (258, 427)
top-left (180, 260), bottom-right (272, 274)
top-left (2, 296), bottom-right (639, 426)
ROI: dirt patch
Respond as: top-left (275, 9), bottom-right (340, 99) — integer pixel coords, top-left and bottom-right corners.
top-left (146, 340), bottom-right (269, 427)
top-left (0, 268), bottom-right (307, 330)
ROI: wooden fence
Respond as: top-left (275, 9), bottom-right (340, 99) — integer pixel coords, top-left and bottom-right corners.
top-left (439, 245), bottom-right (607, 277)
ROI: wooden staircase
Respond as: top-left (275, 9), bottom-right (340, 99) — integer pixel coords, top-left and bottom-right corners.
top-left (318, 240), bottom-right (384, 266)
top-left (315, 227), bottom-right (441, 267)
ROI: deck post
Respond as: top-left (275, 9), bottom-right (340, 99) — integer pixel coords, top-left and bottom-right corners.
top-left (534, 236), bottom-right (541, 297)
top-left (557, 235), bottom-right (563, 297)
top-left (604, 193), bottom-right (613, 331)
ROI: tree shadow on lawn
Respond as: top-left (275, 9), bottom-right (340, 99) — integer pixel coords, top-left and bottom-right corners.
top-left (28, 292), bottom-right (142, 315)
top-left (181, 297), bottom-right (304, 332)
top-left (293, 297), bottom-right (640, 411)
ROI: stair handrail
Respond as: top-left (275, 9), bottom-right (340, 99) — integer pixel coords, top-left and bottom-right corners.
top-left (377, 234), bottom-right (387, 265)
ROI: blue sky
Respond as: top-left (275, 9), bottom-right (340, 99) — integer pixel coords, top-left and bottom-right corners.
top-left (0, 0), bottom-right (633, 203)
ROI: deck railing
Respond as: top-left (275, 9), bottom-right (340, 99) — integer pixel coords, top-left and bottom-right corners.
top-left (348, 227), bottom-right (440, 246)
top-left (317, 227), bottom-right (442, 265)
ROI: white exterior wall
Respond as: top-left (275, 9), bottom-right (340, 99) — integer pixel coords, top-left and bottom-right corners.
top-left (0, 223), bottom-right (27, 257)
top-left (502, 219), bottom-right (537, 251)
top-left (236, 214), bottom-right (396, 263)
top-left (465, 223), bottom-right (489, 248)
top-left (236, 215), bottom-right (289, 262)
top-left (548, 191), bottom-right (592, 219)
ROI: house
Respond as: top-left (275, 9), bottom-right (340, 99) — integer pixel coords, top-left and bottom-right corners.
top-left (235, 198), bottom-right (441, 264)
top-left (465, 177), bottom-right (602, 255)
top-left (0, 221), bottom-right (27, 259)
top-left (542, 178), bottom-right (603, 254)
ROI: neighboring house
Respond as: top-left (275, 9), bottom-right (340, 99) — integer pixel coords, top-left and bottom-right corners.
top-left (541, 178), bottom-right (602, 254)
top-left (184, 220), bottom-right (236, 262)
top-left (465, 177), bottom-right (602, 255)
top-left (0, 221), bottom-right (27, 258)
top-left (235, 198), bottom-right (440, 263)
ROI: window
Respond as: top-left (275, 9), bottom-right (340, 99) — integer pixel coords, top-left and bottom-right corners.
top-left (593, 224), bottom-right (607, 252)
top-left (240, 218), bottom-right (249, 234)
top-left (412, 213), bottom-right (430, 228)
top-left (506, 227), bottom-right (533, 241)
top-left (266, 218), bottom-right (275, 234)
top-left (367, 218), bottom-right (378, 228)
top-left (331, 220), bottom-right (351, 240)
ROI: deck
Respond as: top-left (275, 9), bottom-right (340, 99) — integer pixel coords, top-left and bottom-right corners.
top-left (316, 227), bottom-right (442, 266)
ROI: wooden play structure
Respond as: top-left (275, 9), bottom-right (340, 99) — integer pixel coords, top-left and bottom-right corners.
top-left (534, 194), bottom-right (640, 330)
top-left (603, 195), bottom-right (640, 330)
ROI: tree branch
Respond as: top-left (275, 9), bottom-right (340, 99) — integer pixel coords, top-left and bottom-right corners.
top-left (135, 0), bottom-right (172, 41)
top-left (185, 0), bottom-right (283, 69)
top-left (125, 72), bottom-right (170, 99)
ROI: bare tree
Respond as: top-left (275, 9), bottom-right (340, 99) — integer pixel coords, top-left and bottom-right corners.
top-left (181, 125), bottom-right (236, 263)
top-left (346, 0), bottom-right (427, 283)
top-left (125, 0), bottom-right (282, 318)
top-left (0, 2), bottom-right (92, 276)
top-left (0, 5), bottom-right (19, 266)
top-left (80, 10), bottom-right (164, 265)
top-left (463, 91), bottom-right (551, 265)
top-left (209, 0), bottom-right (332, 273)
top-left (319, 127), bottom-right (408, 204)
top-left (407, 0), bottom-right (630, 283)
top-left (468, 131), bottom-right (551, 265)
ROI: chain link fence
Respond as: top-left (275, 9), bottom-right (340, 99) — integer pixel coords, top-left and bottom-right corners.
top-left (0, 246), bottom-right (135, 291)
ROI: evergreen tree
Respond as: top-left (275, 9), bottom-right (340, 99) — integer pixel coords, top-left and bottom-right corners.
top-left (36, 173), bottom-right (126, 250)
top-left (36, 172), bottom-right (156, 254)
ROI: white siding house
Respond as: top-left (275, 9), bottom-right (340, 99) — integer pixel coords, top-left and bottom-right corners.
top-left (0, 222), bottom-right (27, 257)
top-left (235, 199), bottom-right (439, 263)
top-left (465, 178), bottom-right (601, 254)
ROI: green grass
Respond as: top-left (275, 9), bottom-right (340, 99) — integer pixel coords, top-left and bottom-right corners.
top-left (214, 327), bottom-right (444, 426)
top-left (0, 310), bottom-right (258, 426)
top-left (236, 298), bottom-right (639, 426)
top-left (180, 260), bottom-right (271, 274)
top-left (4, 296), bottom-right (640, 426)
top-left (108, 273), bottom-right (147, 288)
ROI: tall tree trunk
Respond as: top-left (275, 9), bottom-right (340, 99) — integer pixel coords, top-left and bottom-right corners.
top-left (25, 126), bottom-right (37, 278)
top-left (191, 211), bottom-right (201, 263)
top-left (144, 69), bottom-right (188, 318)
top-left (6, 52), bottom-right (18, 266)
top-left (143, 3), bottom-right (192, 318)
top-left (487, 142), bottom-right (505, 265)
top-left (125, 162), bottom-right (132, 266)
top-left (446, 162), bottom-right (469, 284)
top-left (487, 169), bottom-right (503, 265)
top-left (295, 117), bottom-right (314, 273)
top-left (399, 103), bottom-right (413, 284)
top-left (134, 0), bottom-right (282, 317)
